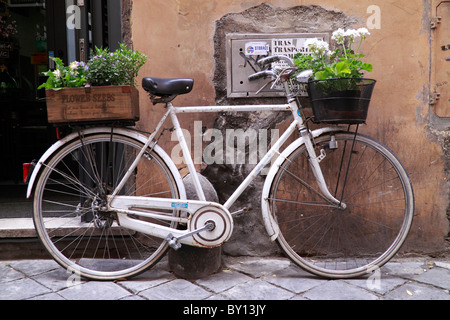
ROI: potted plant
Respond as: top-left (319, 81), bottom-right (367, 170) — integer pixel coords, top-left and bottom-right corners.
top-left (38, 43), bottom-right (147, 124)
top-left (294, 28), bottom-right (376, 124)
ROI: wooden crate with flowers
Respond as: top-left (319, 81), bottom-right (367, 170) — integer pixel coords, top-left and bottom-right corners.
top-left (38, 44), bottom-right (147, 124)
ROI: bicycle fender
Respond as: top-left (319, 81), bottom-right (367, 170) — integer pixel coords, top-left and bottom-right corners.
top-left (261, 126), bottom-right (347, 241)
top-left (26, 127), bottom-right (187, 202)
top-left (26, 131), bottom-right (79, 199)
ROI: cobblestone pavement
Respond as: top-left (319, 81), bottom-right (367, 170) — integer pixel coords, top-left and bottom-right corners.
top-left (1, 255), bottom-right (449, 301)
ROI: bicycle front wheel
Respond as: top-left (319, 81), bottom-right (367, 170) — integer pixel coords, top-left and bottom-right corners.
top-left (269, 132), bottom-right (414, 278)
top-left (33, 130), bottom-right (182, 280)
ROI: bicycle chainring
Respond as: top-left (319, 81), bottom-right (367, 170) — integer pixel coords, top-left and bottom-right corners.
top-left (188, 205), bottom-right (233, 248)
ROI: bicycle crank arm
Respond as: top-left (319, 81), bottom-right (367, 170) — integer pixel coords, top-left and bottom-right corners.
top-left (166, 221), bottom-right (215, 250)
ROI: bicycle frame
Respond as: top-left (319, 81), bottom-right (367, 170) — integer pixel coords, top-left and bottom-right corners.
top-left (106, 93), bottom-right (347, 247)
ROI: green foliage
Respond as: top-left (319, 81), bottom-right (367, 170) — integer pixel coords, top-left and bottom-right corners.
top-left (85, 43), bottom-right (147, 87)
top-left (294, 28), bottom-right (373, 81)
top-left (38, 57), bottom-right (86, 90)
top-left (37, 43), bottom-right (147, 90)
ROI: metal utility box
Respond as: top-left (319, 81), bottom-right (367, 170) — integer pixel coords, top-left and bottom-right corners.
top-left (226, 33), bottom-right (329, 98)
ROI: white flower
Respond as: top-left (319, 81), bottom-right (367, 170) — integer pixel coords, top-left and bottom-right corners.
top-left (304, 38), bottom-right (330, 56)
top-left (332, 28), bottom-right (346, 44)
top-left (357, 27), bottom-right (370, 37)
top-left (344, 29), bottom-right (359, 39)
top-left (53, 69), bottom-right (61, 79)
top-left (69, 61), bottom-right (80, 70)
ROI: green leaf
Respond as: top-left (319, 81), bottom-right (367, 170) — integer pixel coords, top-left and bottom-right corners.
top-left (334, 61), bottom-right (351, 75)
top-left (362, 63), bottom-right (373, 72)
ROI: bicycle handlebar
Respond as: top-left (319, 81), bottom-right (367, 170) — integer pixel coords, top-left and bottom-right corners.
top-left (257, 55), bottom-right (295, 68)
top-left (248, 55), bottom-right (297, 82)
top-left (248, 70), bottom-right (275, 82)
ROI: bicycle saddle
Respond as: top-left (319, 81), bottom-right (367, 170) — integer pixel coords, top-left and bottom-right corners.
top-left (142, 77), bottom-right (194, 96)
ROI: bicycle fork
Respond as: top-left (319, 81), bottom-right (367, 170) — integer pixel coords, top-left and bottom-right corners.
top-left (300, 129), bottom-right (347, 210)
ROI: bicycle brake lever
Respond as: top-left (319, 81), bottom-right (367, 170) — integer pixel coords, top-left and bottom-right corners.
top-left (256, 79), bottom-right (275, 95)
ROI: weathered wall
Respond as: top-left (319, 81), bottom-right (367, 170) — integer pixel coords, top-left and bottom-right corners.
top-left (131, 0), bottom-right (449, 256)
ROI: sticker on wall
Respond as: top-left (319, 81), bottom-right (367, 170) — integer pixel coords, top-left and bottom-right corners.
top-left (245, 42), bottom-right (269, 56)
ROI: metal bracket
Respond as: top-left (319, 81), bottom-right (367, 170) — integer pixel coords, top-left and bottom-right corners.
top-left (317, 149), bottom-right (326, 163)
top-left (431, 16), bottom-right (441, 29)
top-left (329, 135), bottom-right (338, 150)
top-left (430, 91), bottom-right (441, 105)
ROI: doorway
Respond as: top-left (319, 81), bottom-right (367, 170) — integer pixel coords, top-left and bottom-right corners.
top-left (0, 0), bottom-right (123, 220)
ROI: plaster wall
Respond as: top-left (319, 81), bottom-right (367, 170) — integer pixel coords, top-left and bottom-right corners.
top-left (130, 0), bottom-right (449, 255)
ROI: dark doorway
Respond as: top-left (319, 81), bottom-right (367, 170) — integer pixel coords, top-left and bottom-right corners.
top-left (0, 0), bottom-right (122, 219)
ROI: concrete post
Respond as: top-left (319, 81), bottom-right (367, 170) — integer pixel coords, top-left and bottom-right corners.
top-left (168, 173), bottom-right (222, 279)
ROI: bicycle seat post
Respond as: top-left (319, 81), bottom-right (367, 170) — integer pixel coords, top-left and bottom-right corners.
top-left (167, 103), bottom-right (207, 202)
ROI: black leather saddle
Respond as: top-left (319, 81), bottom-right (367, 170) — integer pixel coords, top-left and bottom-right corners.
top-left (142, 77), bottom-right (194, 97)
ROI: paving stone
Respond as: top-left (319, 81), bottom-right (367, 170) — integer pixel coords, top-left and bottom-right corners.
top-left (384, 282), bottom-right (450, 300)
top-left (0, 278), bottom-right (52, 300)
top-left (9, 259), bottom-right (60, 276)
top-left (382, 261), bottom-right (428, 278)
top-left (28, 292), bottom-right (66, 300)
top-left (411, 267), bottom-right (450, 290)
top-left (345, 274), bottom-right (408, 295)
top-left (223, 256), bottom-right (291, 278)
top-left (220, 279), bottom-right (294, 300)
top-left (0, 264), bottom-right (24, 283)
top-left (117, 269), bottom-right (175, 294)
top-left (119, 295), bottom-right (146, 300)
top-left (32, 268), bottom-right (85, 292)
top-left (195, 269), bottom-right (252, 293)
top-left (262, 265), bottom-right (325, 294)
top-left (435, 261), bottom-right (450, 270)
top-left (303, 280), bottom-right (378, 300)
top-left (2, 257), bottom-right (450, 301)
top-left (57, 281), bottom-right (132, 300)
top-left (138, 279), bottom-right (212, 300)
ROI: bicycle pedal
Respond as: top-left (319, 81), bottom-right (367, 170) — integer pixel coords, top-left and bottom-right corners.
top-left (165, 234), bottom-right (182, 250)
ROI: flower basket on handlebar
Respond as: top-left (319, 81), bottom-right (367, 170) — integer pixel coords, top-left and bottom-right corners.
top-left (307, 78), bottom-right (376, 124)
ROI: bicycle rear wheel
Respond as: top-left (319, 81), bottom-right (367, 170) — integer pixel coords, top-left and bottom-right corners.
top-left (33, 130), bottom-right (182, 280)
top-left (268, 132), bottom-right (414, 278)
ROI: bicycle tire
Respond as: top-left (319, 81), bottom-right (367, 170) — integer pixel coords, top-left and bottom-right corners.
top-left (33, 130), bottom-right (182, 280)
top-left (268, 132), bottom-right (414, 278)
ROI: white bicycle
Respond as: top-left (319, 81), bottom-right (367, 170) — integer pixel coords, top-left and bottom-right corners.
top-left (27, 55), bottom-right (414, 280)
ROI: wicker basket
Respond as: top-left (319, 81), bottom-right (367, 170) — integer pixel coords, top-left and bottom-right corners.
top-left (307, 78), bottom-right (376, 124)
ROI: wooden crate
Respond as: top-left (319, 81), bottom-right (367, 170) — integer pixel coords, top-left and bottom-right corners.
top-left (45, 85), bottom-right (140, 124)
